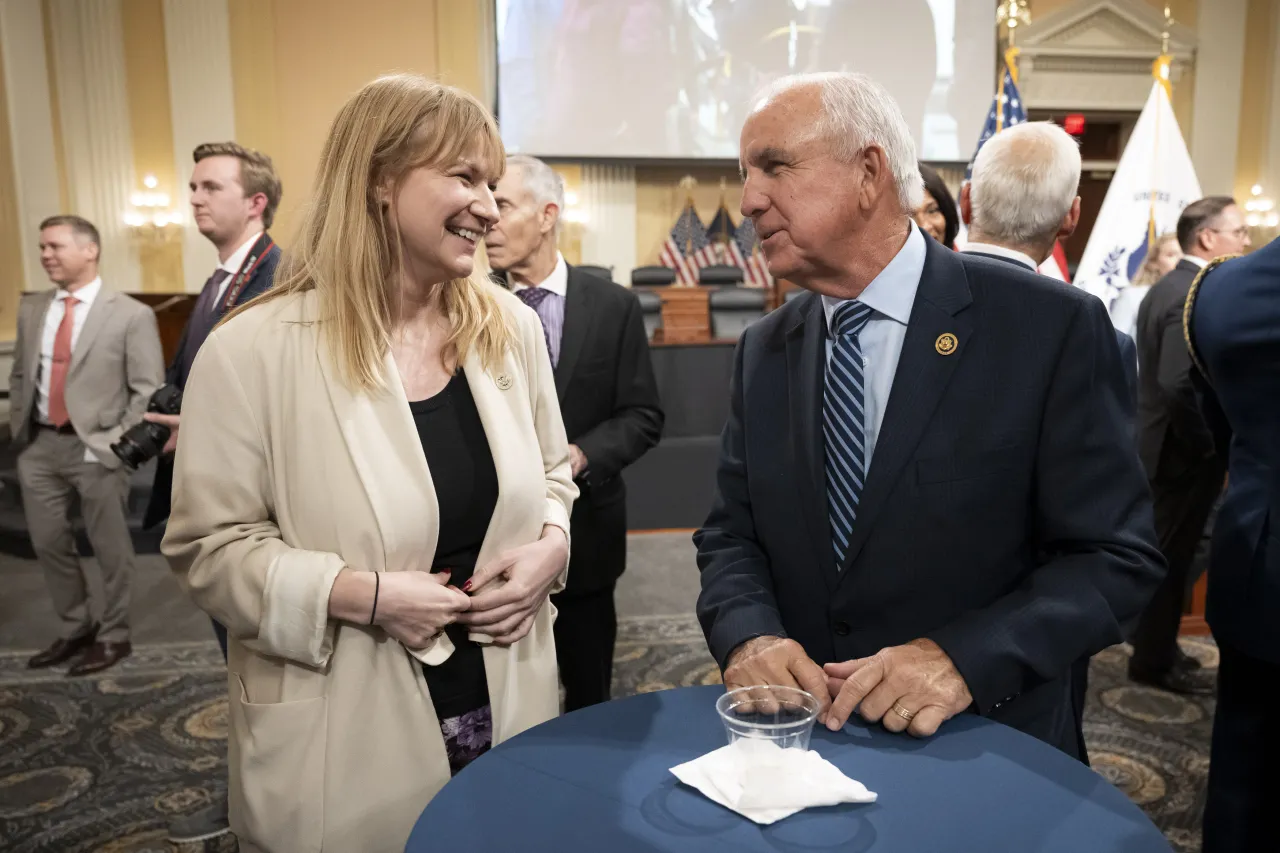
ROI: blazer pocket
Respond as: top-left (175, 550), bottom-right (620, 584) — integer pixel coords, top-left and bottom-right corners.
top-left (228, 673), bottom-right (326, 853)
top-left (916, 447), bottom-right (1019, 485)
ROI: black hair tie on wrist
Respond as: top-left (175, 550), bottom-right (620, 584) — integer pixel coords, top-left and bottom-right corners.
top-left (369, 572), bottom-right (380, 626)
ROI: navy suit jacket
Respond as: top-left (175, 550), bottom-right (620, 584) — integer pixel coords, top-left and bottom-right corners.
top-left (1187, 239), bottom-right (1280, 664)
top-left (694, 238), bottom-right (1163, 758)
top-left (962, 250), bottom-right (1138, 406)
top-left (145, 242), bottom-right (281, 529)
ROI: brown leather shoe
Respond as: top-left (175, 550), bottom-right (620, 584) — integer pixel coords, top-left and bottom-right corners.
top-left (67, 641), bottom-right (132, 676)
top-left (27, 624), bottom-right (100, 669)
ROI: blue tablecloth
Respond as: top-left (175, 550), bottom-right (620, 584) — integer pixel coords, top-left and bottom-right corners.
top-left (407, 685), bottom-right (1171, 852)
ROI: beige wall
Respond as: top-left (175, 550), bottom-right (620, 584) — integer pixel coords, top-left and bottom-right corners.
top-left (228, 0), bottom-right (442, 246)
top-left (1235, 0), bottom-right (1278, 200)
top-left (0, 33), bottom-right (24, 339)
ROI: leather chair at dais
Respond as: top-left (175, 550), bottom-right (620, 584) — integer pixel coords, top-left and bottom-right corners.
top-left (709, 287), bottom-right (766, 339)
top-left (698, 264), bottom-right (745, 287)
top-left (633, 288), bottom-right (663, 341)
top-left (577, 264), bottom-right (614, 282)
top-left (631, 266), bottom-right (678, 287)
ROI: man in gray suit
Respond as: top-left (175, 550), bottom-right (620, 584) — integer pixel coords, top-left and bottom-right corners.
top-left (9, 215), bottom-right (164, 675)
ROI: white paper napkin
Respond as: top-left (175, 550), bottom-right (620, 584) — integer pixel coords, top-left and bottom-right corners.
top-left (670, 738), bottom-right (877, 825)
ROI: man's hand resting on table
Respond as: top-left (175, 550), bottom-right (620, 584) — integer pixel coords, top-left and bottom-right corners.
top-left (723, 636), bottom-right (833, 724)
top-left (823, 639), bottom-right (973, 737)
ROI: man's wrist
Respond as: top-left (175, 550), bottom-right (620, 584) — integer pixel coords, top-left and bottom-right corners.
top-left (726, 634), bottom-right (784, 669)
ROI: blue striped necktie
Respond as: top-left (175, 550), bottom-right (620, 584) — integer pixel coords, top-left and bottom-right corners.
top-left (824, 301), bottom-right (874, 567)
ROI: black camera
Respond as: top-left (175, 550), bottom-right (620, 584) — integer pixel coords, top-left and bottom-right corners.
top-left (111, 384), bottom-right (183, 469)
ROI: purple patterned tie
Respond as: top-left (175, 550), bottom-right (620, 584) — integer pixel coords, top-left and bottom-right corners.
top-left (516, 287), bottom-right (553, 359)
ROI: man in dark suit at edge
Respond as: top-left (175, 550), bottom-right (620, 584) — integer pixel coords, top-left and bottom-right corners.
top-left (148, 142), bottom-right (284, 847)
top-left (1185, 236), bottom-right (1280, 853)
top-left (483, 154), bottom-right (664, 711)
top-left (1128, 197), bottom-right (1250, 695)
top-left (695, 71), bottom-right (1164, 759)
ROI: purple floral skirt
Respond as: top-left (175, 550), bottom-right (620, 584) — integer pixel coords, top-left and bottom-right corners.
top-left (439, 705), bottom-right (493, 776)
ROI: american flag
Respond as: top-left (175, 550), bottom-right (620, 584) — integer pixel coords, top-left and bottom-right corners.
top-left (961, 63), bottom-right (1070, 281)
top-left (706, 205), bottom-right (744, 269)
top-left (658, 202), bottom-right (710, 285)
top-left (735, 217), bottom-right (773, 288)
top-left (964, 65), bottom-right (1027, 181)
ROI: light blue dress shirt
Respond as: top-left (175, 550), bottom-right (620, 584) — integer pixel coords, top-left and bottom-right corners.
top-left (821, 221), bottom-right (927, 471)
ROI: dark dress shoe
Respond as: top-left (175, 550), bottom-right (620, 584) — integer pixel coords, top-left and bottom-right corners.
top-left (1128, 662), bottom-right (1215, 695)
top-left (67, 641), bottom-right (132, 676)
top-left (27, 624), bottom-right (100, 668)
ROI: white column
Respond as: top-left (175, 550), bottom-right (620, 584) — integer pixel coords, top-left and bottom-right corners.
top-left (164, 0), bottom-right (237, 292)
top-left (579, 164), bottom-right (637, 285)
top-left (46, 0), bottom-right (139, 292)
top-left (0, 0), bottom-right (62, 292)
top-left (1190, 0), bottom-right (1248, 196)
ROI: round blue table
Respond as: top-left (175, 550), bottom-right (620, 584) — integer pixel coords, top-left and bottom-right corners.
top-left (407, 685), bottom-right (1172, 852)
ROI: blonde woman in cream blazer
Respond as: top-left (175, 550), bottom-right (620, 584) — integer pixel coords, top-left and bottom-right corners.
top-left (162, 76), bottom-right (577, 853)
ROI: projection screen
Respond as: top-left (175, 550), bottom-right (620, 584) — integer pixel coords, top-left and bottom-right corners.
top-left (496, 0), bottom-right (997, 161)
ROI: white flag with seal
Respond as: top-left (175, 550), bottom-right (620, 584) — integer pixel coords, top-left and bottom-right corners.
top-left (1074, 77), bottom-right (1201, 324)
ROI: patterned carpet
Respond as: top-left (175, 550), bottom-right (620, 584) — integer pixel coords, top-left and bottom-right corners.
top-left (0, 617), bottom-right (1215, 852)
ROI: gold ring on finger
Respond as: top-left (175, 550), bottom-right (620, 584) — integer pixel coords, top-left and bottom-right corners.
top-left (892, 702), bottom-right (915, 722)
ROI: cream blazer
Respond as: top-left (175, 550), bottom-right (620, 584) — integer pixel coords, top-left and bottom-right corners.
top-left (161, 287), bottom-right (577, 853)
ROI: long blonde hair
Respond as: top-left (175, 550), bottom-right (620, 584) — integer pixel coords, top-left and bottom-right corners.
top-left (1131, 232), bottom-right (1180, 286)
top-left (239, 74), bottom-right (511, 391)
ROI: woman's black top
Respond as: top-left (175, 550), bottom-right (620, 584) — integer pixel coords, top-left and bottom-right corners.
top-left (408, 371), bottom-right (497, 719)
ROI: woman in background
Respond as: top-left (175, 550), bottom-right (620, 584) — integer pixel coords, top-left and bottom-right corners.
top-left (163, 75), bottom-right (576, 853)
top-left (914, 162), bottom-right (960, 249)
top-left (1111, 232), bottom-right (1182, 337)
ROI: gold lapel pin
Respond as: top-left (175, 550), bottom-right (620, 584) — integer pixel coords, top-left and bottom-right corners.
top-left (935, 333), bottom-right (958, 356)
top-left (495, 373), bottom-right (513, 390)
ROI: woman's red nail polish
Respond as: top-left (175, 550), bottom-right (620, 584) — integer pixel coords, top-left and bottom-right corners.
top-left (462, 580), bottom-right (473, 592)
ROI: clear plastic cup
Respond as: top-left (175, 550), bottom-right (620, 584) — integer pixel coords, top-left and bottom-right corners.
top-left (715, 686), bottom-right (822, 751)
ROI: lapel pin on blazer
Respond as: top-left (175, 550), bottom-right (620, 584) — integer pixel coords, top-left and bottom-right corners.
top-left (935, 333), bottom-right (958, 356)
top-left (495, 373), bottom-right (513, 391)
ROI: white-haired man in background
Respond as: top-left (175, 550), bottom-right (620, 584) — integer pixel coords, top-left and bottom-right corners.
top-left (694, 72), bottom-right (1163, 761)
top-left (483, 155), bottom-right (664, 711)
top-left (959, 121), bottom-right (1138, 400)
top-left (957, 121), bottom-right (1142, 762)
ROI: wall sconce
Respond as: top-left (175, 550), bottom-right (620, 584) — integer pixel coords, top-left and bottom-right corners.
top-left (1244, 184), bottom-right (1278, 229)
top-left (124, 174), bottom-right (183, 240)
top-left (562, 190), bottom-right (587, 225)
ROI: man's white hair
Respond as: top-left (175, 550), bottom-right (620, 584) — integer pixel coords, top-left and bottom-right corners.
top-left (753, 72), bottom-right (924, 212)
top-left (507, 154), bottom-right (564, 232)
top-left (969, 122), bottom-right (1081, 246)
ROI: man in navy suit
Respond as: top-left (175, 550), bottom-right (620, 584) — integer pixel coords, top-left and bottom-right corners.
top-left (144, 142), bottom-right (283, 536)
top-left (956, 120), bottom-right (1141, 762)
top-left (145, 142), bottom-right (282, 847)
top-left (1185, 237), bottom-right (1280, 853)
top-left (957, 121), bottom-right (1138, 403)
top-left (695, 72), bottom-right (1163, 759)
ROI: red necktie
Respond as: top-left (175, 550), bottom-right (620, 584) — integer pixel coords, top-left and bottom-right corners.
top-left (47, 296), bottom-right (78, 427)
